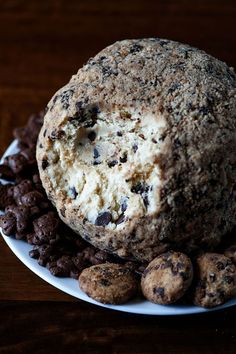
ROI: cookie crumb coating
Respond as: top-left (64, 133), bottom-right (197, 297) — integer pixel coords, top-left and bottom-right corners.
top-left (37, 38), bottom-right (236, 262)
top-left (141, 251), bottom-right (193, 304)
top-left (79, 263), bottom-right (138, 304)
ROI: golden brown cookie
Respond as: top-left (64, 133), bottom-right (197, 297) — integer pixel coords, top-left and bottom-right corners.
top-left (78, 263), bottom-right (138, 304)
top-left (193, 253), bottom-right (236, 308)
top-left (141, 251), bottom-right (193, 305)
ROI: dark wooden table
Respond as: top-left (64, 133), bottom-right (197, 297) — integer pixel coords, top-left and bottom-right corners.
top-left (1, 1), bottom-right (236, 353)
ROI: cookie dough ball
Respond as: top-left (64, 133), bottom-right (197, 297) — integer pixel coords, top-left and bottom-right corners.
top-left (141, 251), bottom-right (193, 304)
top-left (224, 245), bottom-right (236, 264)
top-left (78, 263), bottom-right (138, 304)
top-left (193, 253), bottom-right (236, 308)
top-left (37, 38), bottom-right (236, 262)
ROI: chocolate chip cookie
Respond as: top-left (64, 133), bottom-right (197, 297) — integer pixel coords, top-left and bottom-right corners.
top-left (37, 38), bottom-right (236, 262)
top-left (141, 251), bottom-right (193, 304)
top-left (79, 263), bottom-right (138, 304)
top-left (193, 253), bottom-right (236, 308)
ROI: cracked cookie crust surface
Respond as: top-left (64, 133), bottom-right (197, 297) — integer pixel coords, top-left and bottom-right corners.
top-left (37, 38), bottom-right (236, 262)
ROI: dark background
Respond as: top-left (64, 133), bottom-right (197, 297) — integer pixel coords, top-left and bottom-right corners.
top-left (0, 1), bottom-right (236, 353)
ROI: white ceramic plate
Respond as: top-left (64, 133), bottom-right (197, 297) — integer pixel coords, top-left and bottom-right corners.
top-left (1, 140), bottom-right (236, 315)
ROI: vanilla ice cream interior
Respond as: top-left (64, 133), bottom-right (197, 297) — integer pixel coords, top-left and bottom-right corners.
top-left (46, 108), bottom-right (166, 229)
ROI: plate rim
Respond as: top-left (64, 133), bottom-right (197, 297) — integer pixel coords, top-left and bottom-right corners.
top-left (1, 139), bottom-right (236, 315)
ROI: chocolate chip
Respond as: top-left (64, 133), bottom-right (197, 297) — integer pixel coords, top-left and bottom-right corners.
top-left (216, 261), bottom-right (225, 271)
top-left (61, 89), bottom-right (74, 109)
top-left (50, 130), bottom-right (65, 141)
top-left (52, 94), bottom-right (59, 105)
top-left (43, 129), bottom-right (47, 137)
top-left (209, 273), bottom-right (216, 282)
top-left (151, 138), bottom-right (157, 144)
top-left (159, 39), bottom-right (169, 47)
top-left (174, 138), bottom-right (182, 148)
top-left (143, 195), bottom-right (149, 208)
top-left (70, 102), bottom-right (98, 128)
top-left (89, 105), bottom-right (99, 119)
top-left (100, 278), bottom-right (111, 286)
top-left (101, 66), bottom-right (118, 77)
top-left (207, 292), bottom-right (215, 298)
top-left (120, 153), bottom-right (127, 163)
top-left (131, 182), bottom-right (149, 194)
top-left (131, 183), bottom-right (142, 194)
top-left (75, 101), bottom-right (83, 112)
top-left (93, 161), bottom-right (101, 166)
top-left (117, 131), bottom-right (123, 137)
top-left (93, 148), bottom-right (100, 159)
top-left (153, 287), bottom-right (165, 297)
top-left (95, 212), bottom-right (112, 226)
top-left (121, 197), bottom-right (128, 213)
top-left (133, 144), bottom-right (138, 153)
top-left (224, 276), bottom-right (234, 284)
top-left (108, 160), bottom-right (118, 168)
top-left (176, 262), bottom-right (184, 271)
top-left (70, 187), bottom-right (78, 199)
top-left (168, 82), bottom-right (181, 94)
top-left (130, 43), bottom-right (143, 53)
top-left (116, 214), bottom-right (125, 225)
top-left (88, 131), bottom-right (96, 142)
top-left (131, 183), bottom-right (150, 208)
top-left (42, 159), bottom-right (49, 170)
top-left (199, 106), bottom-right (212, 116)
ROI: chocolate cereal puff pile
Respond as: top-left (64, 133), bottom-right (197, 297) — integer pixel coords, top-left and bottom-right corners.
top-left (0, 113), bottom-right (236, 308)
